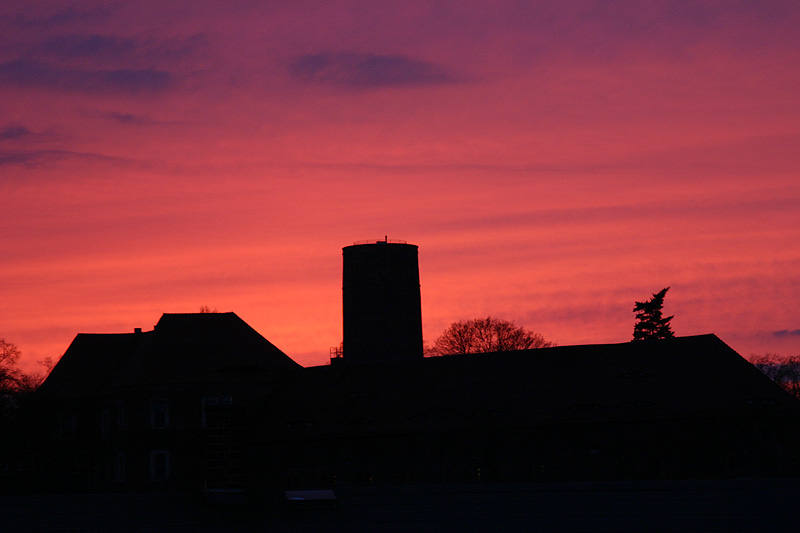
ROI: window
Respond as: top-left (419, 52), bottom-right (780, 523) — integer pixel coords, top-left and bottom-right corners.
top-left (151, 399), bottom-right (169, 428)
top-left (101, 410), bottom-right (110, 440)
top-left (59, 413), bottom-right (77, 439)
top-left (201, 397), bottom-right (217, 428)
top-left (746, 397), bottom-right (778, 406)
top-left (150, 451), bottom-right (169, 481)
top-left (115, 453), bottom-right (126, 483)
top-left (617, 371), bottom-right (654, 380)
top-left (201, 395), bottom-right (233, 428)
top-left (116, 400), bottom-right (124, 430)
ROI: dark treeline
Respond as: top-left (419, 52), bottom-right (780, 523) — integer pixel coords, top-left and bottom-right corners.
top-left (1, 339), bottom-right (54, 480)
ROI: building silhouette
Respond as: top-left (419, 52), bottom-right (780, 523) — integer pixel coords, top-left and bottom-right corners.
top-left (30, 241), bottom-right (800, 495)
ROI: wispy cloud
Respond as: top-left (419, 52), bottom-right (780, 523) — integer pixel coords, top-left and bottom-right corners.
top-left (0, 59), bottom-right (173, 93)
top-left (36, 33), bottom-right (137, 60)
top-left (80, 109), bottom-right (161, 126)
top-left (32, 32), bottom-right (208, 63)
top-left (289, 52), bottom-right (460, 88)
top-left (0, 125), bottom-right (33, 141)
top-left (101, 111), bottom-right (152, 125)
top-left (773, 330), bottom-right (800, 339)
top-left (0, 149), bottom-right (126, 168)
top-left (0, 30), bottom-right (207, 94)
top-left (0, 151), bottom-right (42, 165)
top-left (1, 7), bottom-right (111, 28)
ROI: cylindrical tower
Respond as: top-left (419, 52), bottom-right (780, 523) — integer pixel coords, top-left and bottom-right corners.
top-left (342, 239), bottom-right (423, 363)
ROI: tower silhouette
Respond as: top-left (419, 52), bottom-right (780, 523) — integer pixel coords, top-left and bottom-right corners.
top-left (342, 238), bottom-right (423, 363)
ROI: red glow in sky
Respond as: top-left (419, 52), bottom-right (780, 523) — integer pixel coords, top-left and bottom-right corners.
top-left (2, 2), bottom-right (799, 370)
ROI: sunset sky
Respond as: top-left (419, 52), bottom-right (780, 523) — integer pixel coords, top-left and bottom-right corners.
top-left (2, 1), bottom-right (799, 371)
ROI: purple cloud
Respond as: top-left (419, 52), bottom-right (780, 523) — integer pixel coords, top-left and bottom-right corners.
top-left (101, 111), bottom-right (149, 124)
top-left (33, 32), bottom-right (208, 63)
top-left (289, 52), bottom-right (460, 88)
top-left (773, 330), bottom-right (800, 339)
top-left (2, 6), bottom-right (111, 28)
top-left (0, 151), bottom-right (38, 165)
top-left (0, 59), bottom-right (173, 93)
top-left (0, 125), bottom-right (33, 141)
top-left (37, 34), bottom-right (136, 60)
top-left (0, 149), bottom-right (126, 168)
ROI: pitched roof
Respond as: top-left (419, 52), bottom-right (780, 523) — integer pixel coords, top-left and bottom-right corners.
top-left (258, 335), bottom-right (800, 439)
top-left (37, 332), bottom-right (142, 399)
top-left (39, 312), bottom-right (300, 397)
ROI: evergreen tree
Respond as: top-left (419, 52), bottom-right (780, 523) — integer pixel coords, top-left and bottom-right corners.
top-left (632, 287), bottom-right (675, 341)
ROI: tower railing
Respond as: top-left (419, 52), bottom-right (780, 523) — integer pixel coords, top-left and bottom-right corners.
top-left (352, 236), bottom-right (407, 245)
top-left (330, 346), bottom-right (343, 362)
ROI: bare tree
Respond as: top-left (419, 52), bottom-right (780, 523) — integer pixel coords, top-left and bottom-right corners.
top-left (37, 356), bottom-right (57, 373)
top-left (16, 357), bottom-right (58, 393)
top-left (430, 316), bottom-right (553, 356)
top-left (0, 338), bottom-right (22, 394)
top-left (750, 353), bottom-right (800, 399)
top-left (1, 341), bottom-right (58, 397)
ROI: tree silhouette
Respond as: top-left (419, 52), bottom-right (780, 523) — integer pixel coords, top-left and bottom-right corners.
top-left (750, 353), bottom-right (800, 399)
top-left (0, 338), bottom-right (22, 394)
top-left (632, 287), bottom-right (674, 341)
top-left (430, 316), bottom-right (553, 356)
top-left (0, 341), bottom-right (55, 398)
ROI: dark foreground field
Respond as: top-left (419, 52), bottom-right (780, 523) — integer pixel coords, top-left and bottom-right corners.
top-left (3, 479), bottom-right (799, 532)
